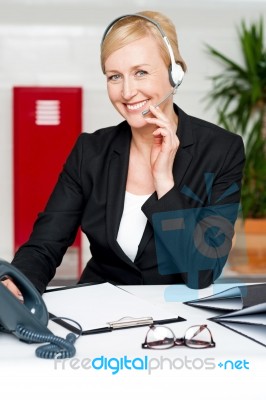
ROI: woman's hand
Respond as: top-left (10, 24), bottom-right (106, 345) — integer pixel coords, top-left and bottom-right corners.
top-left (1, 278), bottom-right (24, 302)
top-left (144, 105), bottom-right (179, 198)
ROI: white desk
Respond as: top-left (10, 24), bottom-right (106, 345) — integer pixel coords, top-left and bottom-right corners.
top-left (1, 284), bottom-right (265, 399)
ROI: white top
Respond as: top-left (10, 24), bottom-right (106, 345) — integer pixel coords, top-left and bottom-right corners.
top-left (116, 191), bottom-right (151, 262)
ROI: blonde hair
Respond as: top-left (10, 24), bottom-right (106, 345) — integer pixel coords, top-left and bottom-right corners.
top-left (101, 11), bottom-right (187, 74)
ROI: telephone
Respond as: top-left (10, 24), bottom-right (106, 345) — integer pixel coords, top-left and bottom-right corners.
top-left (0, 258), bottom-right (79, 359)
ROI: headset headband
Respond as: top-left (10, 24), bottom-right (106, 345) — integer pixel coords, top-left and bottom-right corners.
top-left (101, 14), bottom-right (167, 46)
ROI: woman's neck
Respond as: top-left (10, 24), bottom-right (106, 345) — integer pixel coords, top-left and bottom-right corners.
top-left (130, 133), bottom-right (153, 162)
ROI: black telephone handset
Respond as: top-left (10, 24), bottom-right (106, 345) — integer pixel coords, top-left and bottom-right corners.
top-left (0, 259), bottom-right (78, 359)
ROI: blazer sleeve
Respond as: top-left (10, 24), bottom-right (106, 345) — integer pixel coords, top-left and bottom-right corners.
top-left (142, 132), bottom-right (245, 289)
top-left (12, 134), bottom-right (86, 293)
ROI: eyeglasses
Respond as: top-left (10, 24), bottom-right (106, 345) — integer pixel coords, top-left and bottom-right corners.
top-left (142, 324), bottom-right (215, 350)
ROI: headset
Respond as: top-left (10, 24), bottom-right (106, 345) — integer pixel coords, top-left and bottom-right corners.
top-left (101, 13), bottom-right (184, 89)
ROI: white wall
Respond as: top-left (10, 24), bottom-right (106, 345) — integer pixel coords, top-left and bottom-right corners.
top-left (0, 0), bottom-right (265, 276)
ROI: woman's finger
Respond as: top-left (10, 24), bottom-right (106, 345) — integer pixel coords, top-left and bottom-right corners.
top-left (1, 278), bottom-right (24, 302)
top-left (145, 105), bottom-right (167, 119)
top-left (144, 116), bottom-right (169, 128)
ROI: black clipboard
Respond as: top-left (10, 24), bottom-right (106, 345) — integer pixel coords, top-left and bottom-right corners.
top-left (44, 283), bottom-right (186, 335)
top-left (49, 312), bottom-right (185, 335)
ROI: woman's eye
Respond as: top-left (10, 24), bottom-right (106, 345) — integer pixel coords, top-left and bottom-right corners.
top-left (136, 70), bottom-right (148, 77)
top-left (108, 74), bottom-right (121, 81)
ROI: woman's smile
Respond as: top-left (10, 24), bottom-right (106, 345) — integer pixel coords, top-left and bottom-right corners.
top-left (125, 100), bottom-right (148, 112)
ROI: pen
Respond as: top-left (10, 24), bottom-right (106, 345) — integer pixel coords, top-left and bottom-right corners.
top-left (153, 318), bottom-right (185, 325)
top-left (83, 327), bottom-right (113, 335)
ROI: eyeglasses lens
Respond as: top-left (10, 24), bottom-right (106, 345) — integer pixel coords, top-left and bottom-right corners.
top-left (184, 325), bottom-right (212, 348)
top-left (146, 326), bottom-right (175, 349)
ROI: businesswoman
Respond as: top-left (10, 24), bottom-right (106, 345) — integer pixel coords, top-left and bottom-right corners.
top-left (5, 11), bottom-right (245, 298)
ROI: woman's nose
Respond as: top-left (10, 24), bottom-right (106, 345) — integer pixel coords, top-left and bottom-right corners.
top-left (122, 78), bottom-right (137, 100)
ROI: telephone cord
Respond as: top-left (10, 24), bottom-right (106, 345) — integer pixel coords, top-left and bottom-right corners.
top-left (16, 317), bottom-right (82, 359)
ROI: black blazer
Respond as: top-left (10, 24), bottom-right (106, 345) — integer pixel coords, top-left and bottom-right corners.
top-left (12, 105), bottom-right (245, 293)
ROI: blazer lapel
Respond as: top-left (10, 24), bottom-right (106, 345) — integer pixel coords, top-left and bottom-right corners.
top-left (136, 147), bottom-right (193, 261)
top-left (173, 105), bottom-right (194, 187)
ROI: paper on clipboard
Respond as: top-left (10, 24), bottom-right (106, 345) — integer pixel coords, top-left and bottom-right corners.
top-left (43, 283), bottom-right (184, 333)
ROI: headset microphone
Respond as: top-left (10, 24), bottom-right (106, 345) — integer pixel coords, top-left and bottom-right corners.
top-left (142, 86), bottom-right (177, 116)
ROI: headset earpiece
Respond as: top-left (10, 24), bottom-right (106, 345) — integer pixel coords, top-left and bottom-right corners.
top-left (169, 63), bottom-right (184, 88)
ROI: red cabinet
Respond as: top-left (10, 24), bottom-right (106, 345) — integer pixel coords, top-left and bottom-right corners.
top-left (13, 87), bottom-right (83, 278)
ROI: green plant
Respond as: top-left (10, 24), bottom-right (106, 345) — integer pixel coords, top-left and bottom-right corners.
top-left (205, 18), bottom-right (266, 219)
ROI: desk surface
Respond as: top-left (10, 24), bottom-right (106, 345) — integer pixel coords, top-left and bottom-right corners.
top-left (1, 284), bottom-right (265, 399)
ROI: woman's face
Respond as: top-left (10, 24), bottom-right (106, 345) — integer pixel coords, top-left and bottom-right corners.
top-left (104, 35), bottom-right (173, 129)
